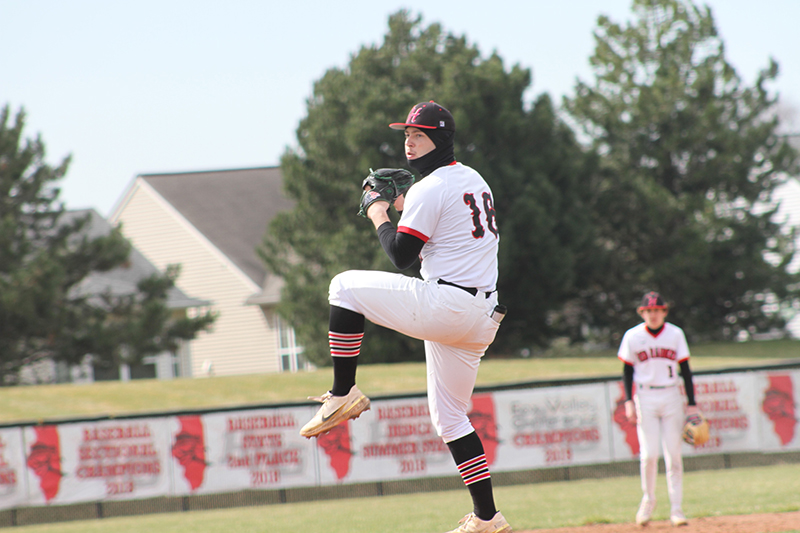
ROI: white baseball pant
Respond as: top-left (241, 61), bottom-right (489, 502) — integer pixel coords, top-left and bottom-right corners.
top-left (329, 270), bottom-right (500, 443)
top-left (634, 385), bottom-right (685, 512)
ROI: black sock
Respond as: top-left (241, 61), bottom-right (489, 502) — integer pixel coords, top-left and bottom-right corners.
top-left (331, 357), bottom-right (358, 396)
top-left (329, 306), bottom-right (365, 396)
top-left (447, 431), bottom-right (497, 521)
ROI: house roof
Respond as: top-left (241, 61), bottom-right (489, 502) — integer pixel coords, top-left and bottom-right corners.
top-left (66, 209), bottom-right (207, 309)
top-left (138, 167), bottom-right (293, 287)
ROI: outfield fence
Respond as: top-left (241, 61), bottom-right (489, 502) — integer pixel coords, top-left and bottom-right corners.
top-left (0, 361), bottom-right (799, 527)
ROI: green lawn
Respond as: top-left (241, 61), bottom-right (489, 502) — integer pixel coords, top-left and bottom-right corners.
top-left (1, 339), bottom-right (797, 424)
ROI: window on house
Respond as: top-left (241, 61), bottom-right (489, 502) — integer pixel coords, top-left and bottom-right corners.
top-left (92, 364), bottom-right (119, 382)
top-left (277, 315), bottom-right (306, 372)
top-left (130, 362), bottom-right (157, 380)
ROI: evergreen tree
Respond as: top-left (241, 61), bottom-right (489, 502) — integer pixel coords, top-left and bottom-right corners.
top-left (0, 105), bottom-right (215, 383)
top-left (261, 11), bottom-right (597, 364)
top-left (563, 0), bottom-right (800, 343)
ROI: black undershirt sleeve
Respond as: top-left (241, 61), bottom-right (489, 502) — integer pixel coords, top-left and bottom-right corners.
top-left (377, 222), bottom-right (424, 270)
top-left (623, 363), bottom-right (634, 401)
top-left (679, 359), bottom-right (696, 406)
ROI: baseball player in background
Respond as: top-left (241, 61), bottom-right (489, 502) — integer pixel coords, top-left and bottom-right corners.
top-left (300, 101), bottom-right (512, 533)
top-left (618, 292), bottom-right (699, 527)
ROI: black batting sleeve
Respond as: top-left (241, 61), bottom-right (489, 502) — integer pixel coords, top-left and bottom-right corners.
top-left (623, 363), bottom-right (634, 402)
top-left (679, 359), bottom-right (696, 406)
top-left (377, 222), bottom-right (424, 270)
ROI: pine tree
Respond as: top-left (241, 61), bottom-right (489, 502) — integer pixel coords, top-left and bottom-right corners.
top-left (260, 11), bottom-right (597, 364)
top-left (0, 105), bottom-right (215, 383)
top-left (563, 0), bottom-right (800, 343)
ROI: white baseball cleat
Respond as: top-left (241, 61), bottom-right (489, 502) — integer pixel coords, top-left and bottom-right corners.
top-left (300, 385), bottom-right (370, 438)
top-left (670, 510), bottom-right (688, 527)
top-left (636, 498), bottom-right (655, 526)
top-left (445, 512), bottom-right (512, 533)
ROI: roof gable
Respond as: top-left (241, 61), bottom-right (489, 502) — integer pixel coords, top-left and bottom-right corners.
top-left (138, 167), bottom-right (294, 286)
top-left (66, 209), bottom-right (206, 308)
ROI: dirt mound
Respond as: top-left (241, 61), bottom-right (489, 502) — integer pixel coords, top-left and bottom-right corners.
top-left (520, 511), bottom-right (800, 533)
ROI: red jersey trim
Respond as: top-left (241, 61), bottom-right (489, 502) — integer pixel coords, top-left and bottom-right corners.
top-left (618, 355), bottom-right (633, 366)
top-left (398, 226), bottom-right (429, 242)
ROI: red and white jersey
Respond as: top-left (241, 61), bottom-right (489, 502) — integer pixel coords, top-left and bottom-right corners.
top-left (618, 322), bottom-right (690, 387)
top-left (397, 162), bottom-right (499, 291)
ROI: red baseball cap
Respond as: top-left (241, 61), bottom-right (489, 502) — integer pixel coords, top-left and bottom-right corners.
top-left (389, 101), bottom-right (455, 131)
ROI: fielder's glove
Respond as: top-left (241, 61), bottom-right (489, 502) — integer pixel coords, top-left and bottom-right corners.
top-left (357, 168), bottom-right (415, 218)
top-left (682, 410), bottom-right (710, 446)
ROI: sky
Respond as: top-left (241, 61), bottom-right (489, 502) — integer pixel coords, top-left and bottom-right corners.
top-left (1, 0), bottom-right (799, 218)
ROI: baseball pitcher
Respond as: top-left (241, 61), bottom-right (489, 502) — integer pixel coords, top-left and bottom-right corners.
top-left (300, 101), bottom-right (512, 533)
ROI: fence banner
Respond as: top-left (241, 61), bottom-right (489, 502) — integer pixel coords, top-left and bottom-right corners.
top-left (755, 370), bottom-right (800, 452)
top-left (316, 396), bottom-right (453, 485)
top-left (23, 419), bottom-right (171, 506)
top-left (171, 407), bottom-right (318, 495)
top-left (1, 365), bottom-right (796, 510)
top-left (684, 373), bottom-right (759, 455)
top-left (490, 383), bottom-right (612, 471)
top-left (607, 374), bottom-right (762, 459)
top-left (0, 428), bottom-right (27, 510)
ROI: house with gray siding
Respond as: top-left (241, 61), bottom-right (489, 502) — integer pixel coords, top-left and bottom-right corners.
top-left (20, 208), bottom-right (207, 384)
top-left (109, 167), bottom-right (305, 378)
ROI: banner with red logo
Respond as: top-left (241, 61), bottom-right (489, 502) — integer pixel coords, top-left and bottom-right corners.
top-left (1, 366), bottom-right (798, 510)
top-left (316, 397), bottom-right (454, 485)
top-left (23, 419), bottom-right (172, 505)
top-left (683, 373), bottom-right (759, 455)
top-left (490, 383), bottom-right (612, 471)
top-left (755, 371), bottom-right (800, 451)
top-left (607, 374), bottom-right (761, 459)
top-left (170, 407), bottom-right (318, 495)
top-left (0, 428), bottom-right (27, 510)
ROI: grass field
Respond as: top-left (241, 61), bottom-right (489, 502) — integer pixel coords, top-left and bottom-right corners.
top-left (8, 464), bottom-right (800, 532)
top-left (1, 338), bottom-right (798, 425)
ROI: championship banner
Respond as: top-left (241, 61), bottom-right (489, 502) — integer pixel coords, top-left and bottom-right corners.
top-left (683, 373), bottom-right (759, 455)
top-left (317, 396), bottom-right (454, 485)
top-left (173, 407), bottom-right (318, 495)
top-left (0, 366), bottom-right (793, 510)
top-left (23, 419), bottom-right (171, 506)
top-left (0, 428), bottom-right (27, 510)
top-left (490, 383), bottom-right (612, 471)
top-left (755, 370), bottom-right (800, 451)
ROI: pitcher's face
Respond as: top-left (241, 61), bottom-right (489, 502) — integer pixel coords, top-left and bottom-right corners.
top-left (404, 127), bottom-right (436, 160)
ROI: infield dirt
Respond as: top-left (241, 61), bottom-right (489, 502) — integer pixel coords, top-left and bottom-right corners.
top-left (521, 511), bottom-right (800, 533)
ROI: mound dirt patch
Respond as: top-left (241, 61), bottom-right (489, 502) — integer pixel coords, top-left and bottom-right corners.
top-left (519, 511), bottom-right (800, 533)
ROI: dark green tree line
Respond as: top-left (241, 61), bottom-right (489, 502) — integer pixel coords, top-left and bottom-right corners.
top-left (264, 2), bottom-right (799, 364)
top-left (260, 11), bottom-right (597, 365)
top-left (563, 0), bottom-right (800, 343)
top-left (0, 105), bottom-right (215, 384)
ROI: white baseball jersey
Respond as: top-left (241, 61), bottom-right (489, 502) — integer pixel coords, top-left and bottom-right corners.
top-left (617, 322), bottom-right (690, 387)
top-left (329, 161), bottom-right (502, 442)
top-left (397, 162), bottom-right (499, 292)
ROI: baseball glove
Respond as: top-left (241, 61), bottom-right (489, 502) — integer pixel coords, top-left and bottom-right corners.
top-left (682, 411), bottom-right (710, 446)
top-left (357, 168), bottom-right (415, 218)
